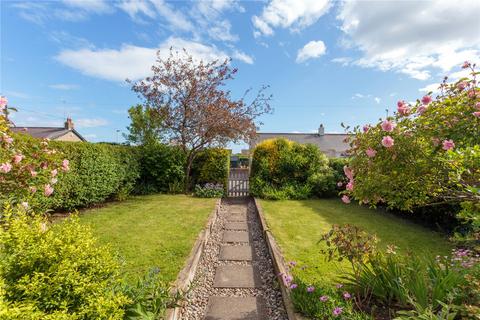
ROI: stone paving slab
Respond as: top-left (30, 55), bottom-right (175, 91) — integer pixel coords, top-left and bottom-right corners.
top-left (227, 212), bottom-right (247, 222)
top-left (223, 231), bottom-right (249, 243)
top-left (204, 296), bottom-right (266, 320)
top-left (219, 245), bottom-right (253, 261)
top-left (225, 222), bottom-right (248, 231)
top-left (213, 265), bottom-right (259, 288)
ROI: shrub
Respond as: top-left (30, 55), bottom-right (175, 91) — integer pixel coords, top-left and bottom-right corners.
top-left (0, 206), bottom-right (130, 319)
top-left (137, 143), bottom-right (186, 194)
top-left (194, 183), bottom-right (225, 198)
top-left (250, 138), bottom-right (333, 200)
top-left (190, 148), bottom-right (229, 189)
top-left (41, 141), bottom-right (141, 211)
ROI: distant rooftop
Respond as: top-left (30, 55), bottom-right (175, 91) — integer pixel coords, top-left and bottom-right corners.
top-left (10, 118), bottom-right (86, 142)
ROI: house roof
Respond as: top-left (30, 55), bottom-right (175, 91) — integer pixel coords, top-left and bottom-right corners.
top-left (10, 127), bottom-right (86, 141)
top-left (250, 132), bottom-right (350, 156)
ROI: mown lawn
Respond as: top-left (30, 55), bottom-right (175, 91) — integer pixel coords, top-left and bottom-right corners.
top-left (260, 199), bottom-right (453, 285)
top-left (79, 194), bottom-right (216, 283)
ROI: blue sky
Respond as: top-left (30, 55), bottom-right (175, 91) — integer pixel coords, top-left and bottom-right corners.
top-left (1, 0), bottom-right (479, 150)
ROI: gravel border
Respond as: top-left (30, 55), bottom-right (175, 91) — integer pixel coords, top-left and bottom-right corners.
top-left (180, 198), bottom-right (288, 319)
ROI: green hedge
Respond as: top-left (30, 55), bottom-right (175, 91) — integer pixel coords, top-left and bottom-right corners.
top-left (250, 138), bottom-right (341, 200)
top-left (43, 142), bottom-right (141, 211)
top-left (191, 148), bottom-right (230, 190)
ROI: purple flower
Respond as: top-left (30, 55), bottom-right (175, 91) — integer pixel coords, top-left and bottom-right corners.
top-left (320, 295), bottom-right (329, 302)
top-left (307, 286), bottom-right (315, 293)
top-left (336, 284), bottom-right (343, 289)
top-left (333, 307), bottom-right (343, 317)
top-left (289, 261), bottom-right (297, 266)
top-left (290, 284), bottom-right (298, 289)
top-left (343, 292), bottom-right (351, 300)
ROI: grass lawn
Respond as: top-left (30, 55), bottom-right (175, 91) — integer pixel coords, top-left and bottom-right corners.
top-left (79, 194), bottom-right (216, 284)
top-left (260, 198), bottom-right (454, 285)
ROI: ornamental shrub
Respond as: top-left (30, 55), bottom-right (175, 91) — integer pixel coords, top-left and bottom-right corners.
top-left (0, 206), bottom-right (130, 319)
top-left (190, 148), bottom-right (230, 189)
top-left (194, 183), bottom-right (225, 198)
top-left (250, 138), bottom-right (333, 200)
top-left (41, 141), bottom-right (141, 211)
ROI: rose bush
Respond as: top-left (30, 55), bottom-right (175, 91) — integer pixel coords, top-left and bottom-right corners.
top-left (342, 63), bottom-right (480, 243)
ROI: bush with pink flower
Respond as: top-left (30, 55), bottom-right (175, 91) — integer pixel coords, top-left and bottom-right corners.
top-left (342, 63), bottom-right (480, 241)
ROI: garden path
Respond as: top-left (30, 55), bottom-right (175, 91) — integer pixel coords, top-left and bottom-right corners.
top-left (181, 197), bottom-right (287, 320)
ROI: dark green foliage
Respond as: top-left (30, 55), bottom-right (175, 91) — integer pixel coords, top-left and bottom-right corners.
top-left (43, 141), bottom-right (141, 211)
top-left (191, 148), bottom-right (230, 189)
top-left (138, 143), bottom-right (186, 194)
top-left (250, 138), bottom-right (334, 200)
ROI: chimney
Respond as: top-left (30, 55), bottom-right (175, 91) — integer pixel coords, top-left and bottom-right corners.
top-left (318, 124), bottom-right (325, 136)
top-left (65, 118), bottom-right (74, 130)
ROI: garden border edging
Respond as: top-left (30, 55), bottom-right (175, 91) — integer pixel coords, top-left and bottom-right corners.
top-left (165, 198), bottom-right (221, 320)
top-left (253, 197), bottom-right (302, 320)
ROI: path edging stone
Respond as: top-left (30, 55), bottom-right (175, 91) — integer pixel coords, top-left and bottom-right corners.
top-left (253, 197), bottom-right (299, 320)
top-left (165, 199), bottom-right (221, 320)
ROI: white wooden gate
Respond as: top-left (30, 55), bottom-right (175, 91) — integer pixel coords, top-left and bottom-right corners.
top-left (227, 168), bottom-right (249, 197)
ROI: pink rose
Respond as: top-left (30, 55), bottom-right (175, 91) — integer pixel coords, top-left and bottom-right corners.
top-left (62, 159), bottom-right (70, 171)
top-left (343, 166), bottom-right (353, 180)
top-left (421, 95), bottom-right (432, 105)
top-left (381, 136), bottom-right (394, 148)
top-left (365, 148), bottom-right (377, 158)
top-left (44, 184), bottom-right (54, 197)
top-left (397, 101), bottom-right (410, 116)
top-left (381, 120), bottom-right (396, 132)
top-left (341, 195), bottom-right (351, 204)
top-left (442, 139), bottom-right (455, 151)
top-left (346, 181), bottom-right (354, 191)
top-left (457, 81), bottom-right (467, 91)
top-left (13, 154), bottom-right (24, 164)
top-left (0, 96), bottom-right (7, 109)
top-left (0, 163), bottom-right (12, 173)
top-left (417, 105), bottom-right (427, 115)
top-left (473, 112), bottom-right (480, 118)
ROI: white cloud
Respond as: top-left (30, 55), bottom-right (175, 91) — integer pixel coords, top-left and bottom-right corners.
top-left (150, 0), bottom-right (194, 32)
top-left (55, 37), bottom-right (252, 82)
top-left (252, 0), bottom-right (331, 37)
top-left (49, 84), bottom-right (79, 90)
top-left (336, 0), bottom-right (480, 80)
top-left (62, 0), bottom-right (111, 13)
top-left (117, 0), bottom-right (156, 19)
top-left (296, 40), bottom-right (326, 63)
top-left (76, 118), bottom-right (108, 128)
top-left (374, 97), bottom-right (381, 104)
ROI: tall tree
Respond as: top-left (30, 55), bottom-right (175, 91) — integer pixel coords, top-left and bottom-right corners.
top-left (124, 104), bottom-right (164, 146)
top-left (130, 49), bottom-right (272, 191)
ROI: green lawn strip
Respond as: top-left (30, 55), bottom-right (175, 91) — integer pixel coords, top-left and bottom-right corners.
top-left (260, 198), bottom-right (454, 285)
top-left (78, 194), bottom-right (216, 284)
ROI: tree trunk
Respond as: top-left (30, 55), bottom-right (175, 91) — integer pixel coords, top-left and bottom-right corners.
top-left (184, 153), bottom-right (195, 193)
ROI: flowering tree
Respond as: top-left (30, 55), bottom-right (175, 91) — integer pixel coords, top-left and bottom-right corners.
top-left (0, 97), bottom-right (68, 214)
top-left (341, 63), bottom-right (480, 238)
top-left (130, 49), bottom-right (272, 191)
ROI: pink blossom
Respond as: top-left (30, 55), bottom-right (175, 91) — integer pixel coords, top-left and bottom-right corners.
top-left (307, 286), bottom-right (315, 293)
top-left (333, 307), bottom-right (343, 317)
top-left (442, 139), bottom-right (455, 151)
top-left (341, 195), bottom-right (351, 204)
top-left (40, 162), bottom-right (48, 169)
top-left (381, 136), bottom-right (394, 148)
top-left (346, 181), bottom-right (354, 191)
top-left (29, 186), bottom-right (37, 194)
top-left (30, 170), bottom-right (38, 177)
top-left (0, 163), bottom-right (12, 173)
top-left (362, 125), bottom-right (370, 133)
top-left (462, 61), bottom-right (471, 69)
top-left (2, 135), bottom-right (13, 144)
top-left (44, 184), bottom-right (54, 197)
top-left (62, 159), bottom-right (70, 171)
top-left (336, 284), bottom-right (343, 289)
top-left (457, 81), bottom-right (467, 91)
top-left (473, 112), bottom-right (480, 118)
top-left (343, 292), bottom-right (352, 300)
top-left (365, 148), bottom-right (377, 158)
top-left (476, 102), bottom-right (480, 110)
top-left (290, 284), bottom-right (298, 289)
top-left (421, 95), bottom-right (432, 105)
top-left (13, 154), bottom-right (24, 164)
top-left (381, 120), bottom-right (396, 132)
top-left (397, 101), bottom-right (410, 116)
top-left (320, 296), bottom-right (329, 302)
top-left (51, 169), bottom-right (58, 177)
top-left (0, 96), bottom-right (7, 109)
top-left (343, 166), bottom-right (353, 180)
top-left (469, 90), bottom-right (479, 98)
top-left (417, 105), bottom-right (427, 115)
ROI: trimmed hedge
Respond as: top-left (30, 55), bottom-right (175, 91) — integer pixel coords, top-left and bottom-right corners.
top-left (250, 138), bottom-right (336, 200)
top-left (44, 142), bottom-right (141, 211)
top-left (191, 148), bottom-right (230, 190)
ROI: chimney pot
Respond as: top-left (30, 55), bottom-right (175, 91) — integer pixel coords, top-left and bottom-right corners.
top-left (318, 124), bottom-right (325, 136)
top-left (65, 118), bottom-right (74, 130)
